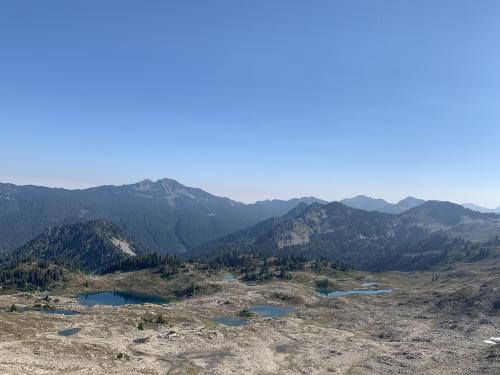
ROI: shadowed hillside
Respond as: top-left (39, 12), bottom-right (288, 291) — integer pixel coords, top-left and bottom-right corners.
top-left (193, 201), bottom-right (500, 271)
top-left (0, 179), bottom-right (325, 253)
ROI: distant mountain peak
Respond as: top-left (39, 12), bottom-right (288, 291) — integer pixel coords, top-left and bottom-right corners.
top-left (254, 196), bottom-right (327, 205)
top-left (395, 196), bottom-right (425, 210)
top-left (133, 177), bottom-right (183, 190)
top-left (397, 196), bottom-right (423, 204)
top-left (347, 194), bottom-right (386, 202)
top-left (462, 203), bottom-right (500, 214)
top-left (133, 179), bottom-right (155, 190)
top-left (341, 195), bottom-right (424, 214)
top-left (0, 179), bottom-right (334, 253)
top-left (402, 200), bottom-right (500, 230)
top-left (127, 178), bottom-right (214, 207)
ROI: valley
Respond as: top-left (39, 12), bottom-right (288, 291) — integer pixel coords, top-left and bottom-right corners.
top-left (1, 255), bottom-right (499, 374)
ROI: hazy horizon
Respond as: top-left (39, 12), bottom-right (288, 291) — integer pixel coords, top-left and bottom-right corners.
top-left (1, 1), bottom-right (499, 207)
top-left (1, 175), bottom-right (499, 209)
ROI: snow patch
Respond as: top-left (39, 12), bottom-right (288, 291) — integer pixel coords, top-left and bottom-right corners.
top-left (111, 238), bottom-right (136, 256)
top-left (484, 337), bottom-right (500, 345)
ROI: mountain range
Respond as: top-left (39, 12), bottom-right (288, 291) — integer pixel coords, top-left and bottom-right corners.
top-left (0, 179), bottom-right (325, 253)
top-left (340, 195), bottom-right (426, 214)
top-left (462, 203), bottom-right (500, 214)
top-left (194, 200), bottom-right (500, 271)
top-left (341, 195), bottom-right (500, 215)
top-left (3, 198), bottom-right (498, 274)
top-left (1, 178), bottom-right (498, 263)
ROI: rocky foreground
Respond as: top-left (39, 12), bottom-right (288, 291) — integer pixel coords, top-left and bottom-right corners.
top-left (0, 262), bottom-right (499, 374)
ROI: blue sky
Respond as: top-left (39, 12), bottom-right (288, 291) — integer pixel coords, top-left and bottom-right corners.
top-left (1, 1), bottom-right (499, 206)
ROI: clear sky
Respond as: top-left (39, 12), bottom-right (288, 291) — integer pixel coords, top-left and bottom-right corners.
top-left (1, 1), bottom-right (499, 207)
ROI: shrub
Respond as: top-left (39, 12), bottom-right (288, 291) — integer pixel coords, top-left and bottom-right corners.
top-left (238, 309), bottom-right (255, 318)
top-left (156, 314), bottom-right (168, 324)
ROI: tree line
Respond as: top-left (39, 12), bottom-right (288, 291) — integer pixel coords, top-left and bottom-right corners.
top-left (0, 257), bottom-right (78, 290)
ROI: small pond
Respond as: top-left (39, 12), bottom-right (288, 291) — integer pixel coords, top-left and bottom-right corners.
top-left (58, 328), bottom-right (81, 336)
top-left (222, 274), bottom-right (238, 282)
top-left (249, 305), bottom-right (295, 317)
top-left (78, 291), bottom-right (168, 306)
top-left (42, 308), bottom-right (80, 315)
top-left (276, 344), bottom-right (299, 353)
top-left (7, 307), bottom-right (80, 315)
top-left (317, 289), bottom-right (392, 297)
top-left (213, 315), bottom-right (248, 326)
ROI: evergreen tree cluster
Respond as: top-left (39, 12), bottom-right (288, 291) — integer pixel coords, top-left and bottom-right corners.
top-left (195, 250), bottom-right (353, 281)
top-left (9, 220), bottom-right (145, 273)
top-left (0, 257), bottom-right (77, 290)
top-left (311, 258), bottom-right (353, 272)
top-left (193, 201), bottom-right (500, 273)
top-left (105, 252), bottom-right (183, 276)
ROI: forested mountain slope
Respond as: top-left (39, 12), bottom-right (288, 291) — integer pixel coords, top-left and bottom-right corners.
top-left (0, 179), bottom-right (325, 253)
top-left (9, 220), bottom-right (143, 273)
top-left (193, 201), bottom-right (500, 271)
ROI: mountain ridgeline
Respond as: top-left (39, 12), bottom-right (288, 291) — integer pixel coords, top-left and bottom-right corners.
top-left (8, 220), bottom-right (144, 273)
top-left (0, 179), bottom-right (325, 253)
top-left (340, 195), bottom-right (425, 214)
top-left (2, 179), bottom-right (499, 274)
top-left (0, 219), bottom-right (187, 289)
top-left (462, 203), bottom-right (500, 214)
top-left (193, 201), bottom-right (500, 271)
